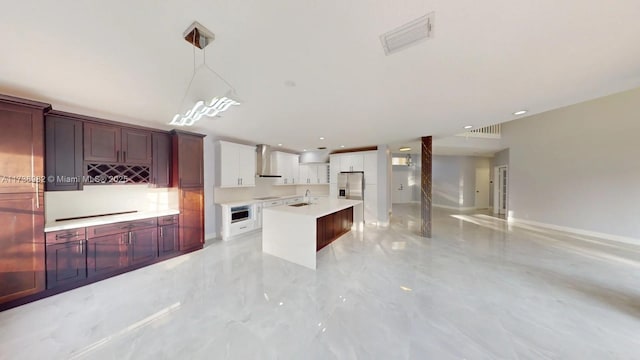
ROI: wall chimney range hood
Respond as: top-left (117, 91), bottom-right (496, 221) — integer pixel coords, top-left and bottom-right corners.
top-left (256, 144), bottom-right (282, 177)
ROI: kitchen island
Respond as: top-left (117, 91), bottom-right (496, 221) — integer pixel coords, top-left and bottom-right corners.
top-left (262, 198), bottom-right (363, 269)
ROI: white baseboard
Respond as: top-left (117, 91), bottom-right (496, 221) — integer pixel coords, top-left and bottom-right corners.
top-left (433, 204), bottom-right (477, 211)
top-left (509, 217), bottom-right (640, 246)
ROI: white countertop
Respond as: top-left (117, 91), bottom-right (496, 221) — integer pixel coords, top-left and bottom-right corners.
top-left (44, 209), bottom-right (180, 232)
top-left (263, 198), bottom-right (362, 219)
top-left (217, 194), bottom-right (327, 207)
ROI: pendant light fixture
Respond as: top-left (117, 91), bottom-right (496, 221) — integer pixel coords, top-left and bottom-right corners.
top-left (170, 21), bottom-right (241, 126)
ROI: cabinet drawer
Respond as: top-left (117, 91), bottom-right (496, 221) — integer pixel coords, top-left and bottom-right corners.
top-left (87, 218), bottom-right (158, 238)
top-left (46, 228), bottom-right (86, 244)
top-left (158, 214), bottom-right (178, 226)
top-left (230, 220), bottom-right (254, 236)
top-left (262, 200), bottom-right (284, 208)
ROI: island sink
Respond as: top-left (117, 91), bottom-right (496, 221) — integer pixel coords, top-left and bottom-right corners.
top-left (289, 202), bottom-right (311, 207)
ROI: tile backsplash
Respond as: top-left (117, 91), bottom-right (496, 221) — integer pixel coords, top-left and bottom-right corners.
top-left (45, 184), bottom-right (179, 222)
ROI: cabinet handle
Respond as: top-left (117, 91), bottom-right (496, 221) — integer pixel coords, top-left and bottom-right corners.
top-left (78, 240), bottom-right (84, 254)
top-left (128, 232), bottom-right (132, 245)
top-left (160, 227), bottom-right (163, 238)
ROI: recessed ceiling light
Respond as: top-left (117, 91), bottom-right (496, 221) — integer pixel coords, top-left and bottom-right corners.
top-left (399, 147), bottom-right (411, 152)
top-left (513, 110), bottom-right (528, 115)
top-left (340, 145), bottom-right (345, 148)
top-left (303, 149), bottom-right (307, 151)
top-left (464, 125), bottom-right (473, 129)
top-left (277, 143), bottom-right (282, 146)
top-left (319, 137), bottom-right (325, 140)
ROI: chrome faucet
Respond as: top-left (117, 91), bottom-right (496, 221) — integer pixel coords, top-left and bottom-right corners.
top-left (305, 189), bottom-right (311, 203)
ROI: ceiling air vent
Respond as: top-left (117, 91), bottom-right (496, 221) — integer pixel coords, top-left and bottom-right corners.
top-left (380, 12), bottom-right (434, 56)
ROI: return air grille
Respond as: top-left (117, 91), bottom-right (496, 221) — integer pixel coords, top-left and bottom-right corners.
top-left (86, 163), bottom-right (150, 184)
top-left (380, 12), bottom-right (434, 55)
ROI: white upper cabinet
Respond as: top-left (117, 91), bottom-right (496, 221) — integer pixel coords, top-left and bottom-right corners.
top-left (299, 164), bottom-right (330, 184)
top-left (339, 154), bottom-right (364, 172)
top-left (216, 141), bottom-right (256, 188)
top-left (271, 151), bottom-right (299, 185)
top-left (330, 156), bottom-right (340, 184)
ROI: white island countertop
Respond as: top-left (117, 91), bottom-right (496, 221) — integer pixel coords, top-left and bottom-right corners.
top-left (262, 198), bottom-right (364, 269)
top-left (264, 198), bottom-right (362, 219)
top-left (44, 209), bottom-right (180, 232)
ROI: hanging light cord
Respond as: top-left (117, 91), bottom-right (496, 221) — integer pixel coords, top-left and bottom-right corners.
top-left (175, 30), bottom-right (239, 113)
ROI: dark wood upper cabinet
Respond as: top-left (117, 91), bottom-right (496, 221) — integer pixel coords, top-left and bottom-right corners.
top-left (84, 122), bottom-right (121, 163)
top-left (84, 123), bottom-right (152, 165)
top-left (122, 128), bottom-right (152, 165)
top-left (152, 132), bottom-right (171, 187)
top-left (45, 113), bottom-right (83, 191)
top-left (171, 130), bottom-right (204, 188)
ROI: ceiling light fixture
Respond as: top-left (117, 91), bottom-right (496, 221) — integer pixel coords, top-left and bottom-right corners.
top-left (319, 137), bottom-right (325, 140)
top-left (277, 143), bottom-right (282, 146)
top-left (464, 125), bottom-right (473, 129)
top-left (340, 145), bottom-right (345, 148)
top-left (513, 110), bottom-right (528, 116)
top-left (399, 147), bottom-right (411, 152)
top-left (170, 21), bottom-right (241, 127)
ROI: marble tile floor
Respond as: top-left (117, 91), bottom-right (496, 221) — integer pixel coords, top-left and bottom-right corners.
top-left (2, 204), bottom-right (640, 359)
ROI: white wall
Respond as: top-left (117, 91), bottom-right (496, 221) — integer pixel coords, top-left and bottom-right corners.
top-left (502, 87), bottom-right (640, 240)
top-left (391, 154), bottom-right (419, 204)
top-left (432, 155), bottom-right (490, 210)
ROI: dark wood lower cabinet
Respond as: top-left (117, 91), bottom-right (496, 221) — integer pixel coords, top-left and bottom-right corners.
top-left (129, 227), bottom-right (158, 266)
top-left (316, 206), bottom-right (354, 251)
top-left (46, 240), bottom-right (87, 289)
top-left (159, 224), bottom-right (180, 257)
top-left (87, 233), bottom-right (127, 278)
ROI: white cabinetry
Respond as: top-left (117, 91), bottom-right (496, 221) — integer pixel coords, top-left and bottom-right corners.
top-left (216, 141), bottom-right (256, 188)
top-left (299, 163), bottom-right (329, 184)
top-left (272, 151), bottom-right (299, 185)
top-left (339, 154), bottom-right (364, 172)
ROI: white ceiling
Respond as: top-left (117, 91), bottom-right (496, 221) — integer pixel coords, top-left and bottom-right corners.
top-left (2, 1), bottom-right (640, 153)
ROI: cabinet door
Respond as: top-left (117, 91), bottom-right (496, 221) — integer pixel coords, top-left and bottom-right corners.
top-left (290, 154), bottom-right (299, 185)
top-left (45, 115), bottom-right (83, 191)
top-left (238, 145), bottom-right (256, 187)
top-left (122, 128), bottom-right (152, 165)
top-left (318, 164), bottom-right (330, 184)
top-left (87, 234), bottom-right (127, 278)
top-left (158, 224), bottom-right (180, 257)
top-left (84, 122), bottom-right (121, 163)
top-left (329, 155), bottom-right (340, 184)
top-left (174, 133), bottom-right (204, 188)
top-left (152, 132), bottom-right (171, 187)
top-left (179, 188), bottom-right (204, 251)
top-left (0, 102), bottom-right (44, 194)
top-left (340, 154), bottom-right (364, 171)
top-left (363, 152), bottom-right (378, 184)
top-left (129, 227), bottom-right (158, 266)
top-left (0, 193), bottom-right (45, 304)
top-left (299, 164), bottom-right (310, 184)
top-left (220, 142), bottom-right (240, 187)
top-left (46, 240), bottom-right (86, 289)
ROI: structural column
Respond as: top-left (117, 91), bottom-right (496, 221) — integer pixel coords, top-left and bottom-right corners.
top-left (421, 136), bottom-right (432, 238)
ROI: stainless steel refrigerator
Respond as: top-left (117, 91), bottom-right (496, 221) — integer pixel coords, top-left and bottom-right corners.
top-left (337, 171), bottom-right (364, 200)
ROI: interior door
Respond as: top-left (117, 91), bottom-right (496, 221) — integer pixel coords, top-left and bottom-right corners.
top-left (475, 167), bottom-right (490, 209)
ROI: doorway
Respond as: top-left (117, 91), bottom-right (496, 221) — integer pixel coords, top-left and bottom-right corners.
top-left (493, 166), bottom-right (508, 215)
top-left (475, 167), bottom-right (490, 209)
